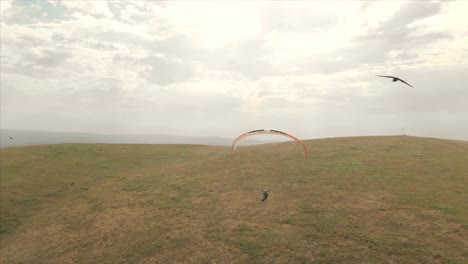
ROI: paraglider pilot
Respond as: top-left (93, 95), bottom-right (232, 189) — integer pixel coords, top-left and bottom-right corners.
top-left (262, 189), bottom-right (269, 202)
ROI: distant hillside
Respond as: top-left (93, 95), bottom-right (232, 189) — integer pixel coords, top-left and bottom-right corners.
top-left (1, 136), bottom-right (467, 263)
top-left (0, 129), bottom-right (272, 149)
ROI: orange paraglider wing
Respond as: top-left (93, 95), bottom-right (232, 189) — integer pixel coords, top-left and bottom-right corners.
top-left (232, 129), bottom-right (308, 156)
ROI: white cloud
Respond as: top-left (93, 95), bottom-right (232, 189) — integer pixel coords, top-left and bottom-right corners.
top-left (0, 0), bottom-right (15, 18)
top-left (163, 1), bottom-right (262, 49)
top-left (61, 0), bottom-right (113, 18)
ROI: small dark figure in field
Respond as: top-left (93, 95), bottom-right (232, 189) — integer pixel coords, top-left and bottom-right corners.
top-left (262, 189), bottom-right (269, 202)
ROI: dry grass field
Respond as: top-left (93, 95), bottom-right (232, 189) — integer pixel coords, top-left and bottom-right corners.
top-left (1, 136), bottom-right (467, 263)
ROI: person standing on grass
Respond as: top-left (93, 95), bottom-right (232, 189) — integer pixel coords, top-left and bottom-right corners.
top-left (262, 189), bottom-right (269, 202)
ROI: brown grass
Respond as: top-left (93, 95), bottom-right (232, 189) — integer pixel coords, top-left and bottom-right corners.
top-left (1, 137), bottom-right (467, 263)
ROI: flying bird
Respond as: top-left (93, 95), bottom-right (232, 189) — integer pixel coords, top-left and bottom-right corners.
top-left (9, 137), bottom-right (13, 140)
top-left (377, 75), bottom-right (414, 88)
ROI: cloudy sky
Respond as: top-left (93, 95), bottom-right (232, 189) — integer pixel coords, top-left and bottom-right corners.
top-left (1, 0), bottom-right (467, 141)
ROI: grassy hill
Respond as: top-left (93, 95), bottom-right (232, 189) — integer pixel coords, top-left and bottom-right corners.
top-left (1, 136), bottom-right (467, 263)
top-left (0, 129), bottom-right (271, 149)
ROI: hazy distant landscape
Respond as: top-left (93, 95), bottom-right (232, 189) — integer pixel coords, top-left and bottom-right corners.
top-left (0, 129), bottom-right (273, 149)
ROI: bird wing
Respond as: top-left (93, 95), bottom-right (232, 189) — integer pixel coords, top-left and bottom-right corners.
top-left (397, 78), bottom-right (414, 88)
top-left (376, 75), bottom-right (396, 79)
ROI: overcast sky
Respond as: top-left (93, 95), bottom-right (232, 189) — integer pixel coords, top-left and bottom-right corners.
top-left (1, 0), bottom-right (467, 140)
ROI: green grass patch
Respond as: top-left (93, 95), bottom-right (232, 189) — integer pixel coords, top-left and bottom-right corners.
top-left (1, 137), bottom-right (467, 263)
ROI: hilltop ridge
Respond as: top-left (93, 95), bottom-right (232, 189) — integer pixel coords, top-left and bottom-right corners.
top-left (1, 136), bottom-right (467, 263)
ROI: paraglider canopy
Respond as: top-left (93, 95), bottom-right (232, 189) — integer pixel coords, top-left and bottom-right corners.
top-left (232, 129), bottom-right (308, 156)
